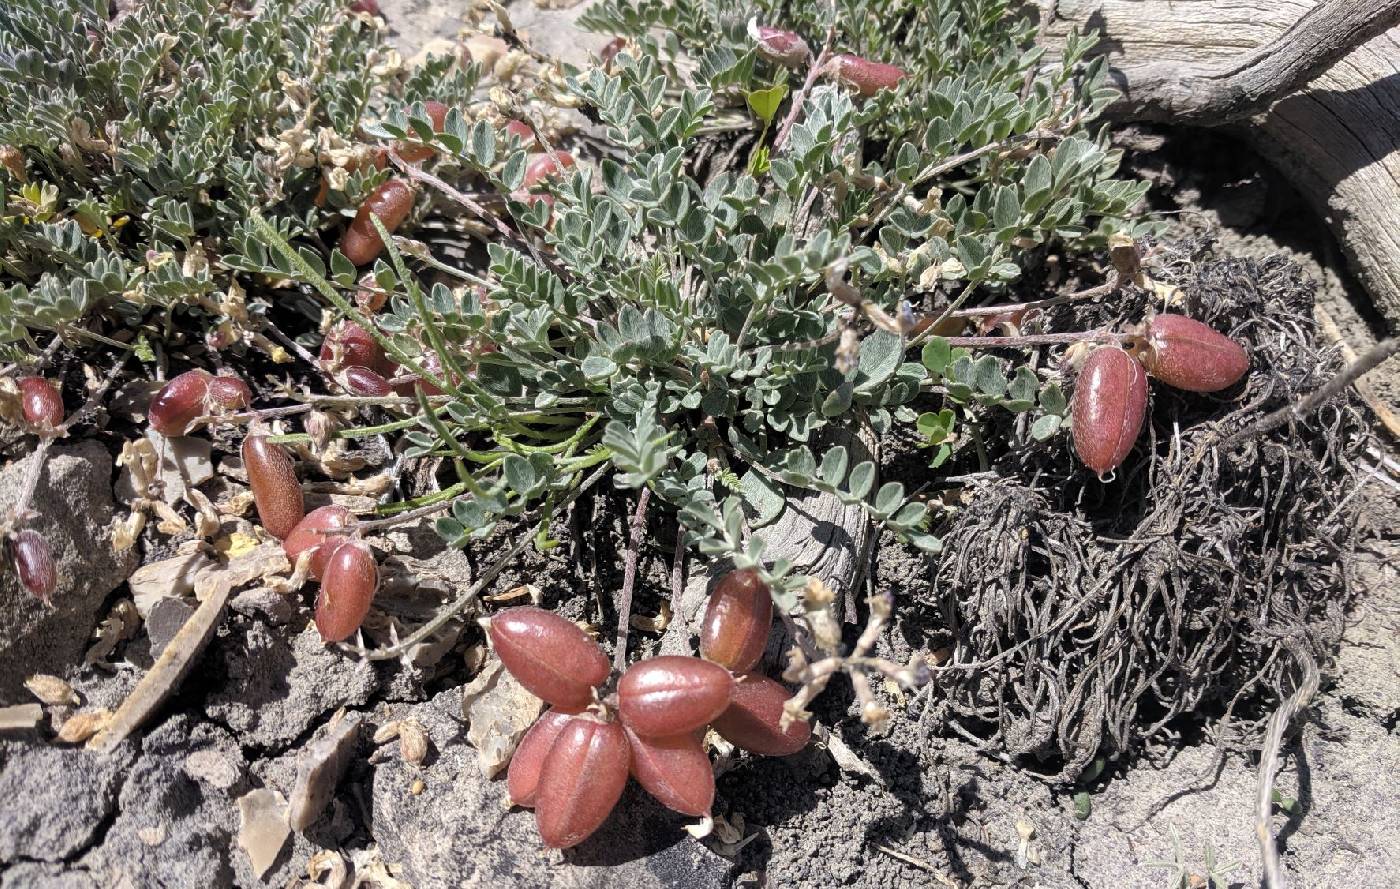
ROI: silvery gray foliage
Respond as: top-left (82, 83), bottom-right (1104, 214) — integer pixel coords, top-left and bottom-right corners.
top-left (244, 0), bottom-right (1149, 603)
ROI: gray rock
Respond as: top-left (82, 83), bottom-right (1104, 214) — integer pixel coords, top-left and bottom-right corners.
top-left (205, 620), bottom-right (377, 749)
top-left (146, 596), bottom-right (196, 657)
top-left (0, 441), bottom-right (137, 699)
top-left (371, 690), bottom-right (731, 889)
top-left (0, 740), bottom-right (134, 864)
top-left (0, 862), bottom-right (98, 889)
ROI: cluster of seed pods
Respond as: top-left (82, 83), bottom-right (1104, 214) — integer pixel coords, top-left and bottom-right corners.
top-left (748, 21), bottom-right (905, 95)
top-left (1072, 314), bottom-right (1249, 477)
top-left (146, 370), bottom-right (377, 641)
top-left (498, 568), bottom-right (809, 849)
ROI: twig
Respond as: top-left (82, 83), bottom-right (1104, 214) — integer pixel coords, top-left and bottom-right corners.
top-left (942, 280), bottom-right (1114, 320)
top-left (772, 11), bottom-right (837, 153)
top-left (1255, 641), bottom-right (1320, 889)
top-left (364, 464), bottom-right (610, 661)
top-left (669, 527), bottom-right (686, 606)
top-left (1106, 0), bottom-right (1400, 122)
top-left (1314, 306), bottom-right (1400, 440)
top-left (939, 329), bottom-right (1135, 349)
top-left (614, 487), bottom-right (651, 671)
top-left (1226, 336), bottom-right (1398, 444)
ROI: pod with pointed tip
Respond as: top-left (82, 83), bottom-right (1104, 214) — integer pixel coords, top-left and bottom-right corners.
top-left (710, 674), bottom-right (810, 756)
top-left (825, 54), bottom-right (906, 96)
top-left (10, 529), bottom-right (56, 601)
top-left (1071, 347), bottom-right (1148, 478)
top-left (534, 716), bottom-right (630, 848)
top-left (748, 21), bottom-right (809, 68)
top-left (242, 434), bottom-right (305, 539)
top-left (508, 709), bottom-right (574, 807)
top-left (396, 101), bottom-right (450, 163)
top-left (315, 540), bottom-right (378, 642)
top-left (624, 726), bottom-right (714, 817)
top-left (617, 655), bottom-right (734, 738)
top-left (206, 374), bottom-right (251, 411)
top-left (1142, 314), bottom-right (1249, 393)
top-left (488, 606), bottom-right (610, 712)
top-left (284, 505), bottom-right (357, 580)
top-left (148, 369), bottom-right (212, 436)
top-left (700, 568), bottom-right (772, 672)
top-left (340, 178), bottom-right (414, 266)
top-left (17, 377), bottom-right (63, 431)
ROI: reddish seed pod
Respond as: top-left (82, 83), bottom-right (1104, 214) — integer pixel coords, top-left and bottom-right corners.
top-left (522, 151), bottom-right (576, 189)
top-left (340, 178), bottom-right (415, 266)
top-left (598, 36), bottom-right (626, 69)
top-left (748, 20), bottom-right (810, 68)
top-left (315, 540), bottom-right (378, 642)
top-left (283, 505), bottom-right (357, 580)
top-left (343, 365), bottom-right (393, 397)
top-left (825, 54), bottom-right (907, 96)
top-left (148, 369), bottom-right (212, 437)
top-left (1142, 314), bottom-right (1250, 393)
top-left (396, 100), bottom-right (450, 163)
top-left (711, 674), bottom-right (811, 757)
top-left (617, 656), bottom-right (734, 738)
top-left (504, 119), bottom-right (539, 149)
top-left (508, 709), bottom-right (575, 807)
top-left (349, 0), bottom-right (380, 14)
top-left (206, 374), bottom-right (251, 411)
top-left (320, 321), bottom-right (385, 373)
top-left (242, 434), bottom-right (305, 539)
top-left (488, 606), bottom-right (611, 712)
top-left (534, 716), bottom-right (630, 848)
top-left (17, 377), bottom-right (63, 431)
top-left (391, 352), bottom-right (453, 398)
top-left (700, 568), bottom-right (773, 672)
top-left (624, 726), bottom-right (714, 817)
top-left (10, 529), bottom-right (57, 601)
top-left (1071, 347), bottom-right (1148, 478)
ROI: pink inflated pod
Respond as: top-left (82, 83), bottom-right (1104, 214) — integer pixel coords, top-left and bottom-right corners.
top-left (748, 19), bottom-right (810, 68)
top-left (825, 53), bottom-right (907, 97)
top-left (1071, 346), bottom-right (1149, 478)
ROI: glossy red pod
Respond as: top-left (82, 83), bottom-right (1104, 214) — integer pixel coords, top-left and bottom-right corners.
top-left (10, 529), bottom-right (56, 601)
top-left (1142, 314), bottom-right (1249, 393)
top-left (488, 606), bottom-right (610, 712)
top-left (826, 54), bottom-right (907, 96)
top-left (284, 505), bottom-right (357, 580)
top-left (508, 709), bottom-right (574, 807)
top-left (504, 119), bottom-right (539, 148)
top-left (17, 377), bottom-right (63, 431)
top-left (343, 365), bottom-right (393, 396)
top-left (1071, 346), bottom-right (1148, 478)
top-left (522, 151), bottom-right (576, 189)
top-left (748, 20), bottom-right (810, 68)
top-left (624, 726), bottom-right (714, 817)
top-left (320, 321), bottom-right (385, 373)
top-left (315, 540), bottom-right (378, 642)
top-left (396, 100), bottom-right (450, 163)
top-left (206, 374), bottom-right (251, 411)
top-left (710, 674), bottom-right (810, 757)
top-left (148, 369), bottom-right (211, 436)
top-left (242, 434), bottom-right (305, 539)
top-left (534, 716), bottom-right (630, 848)
top-left (700, 568), bottom-right (773, 672)
top-left (341, 178), bottom-right (414, 266)
top-left (617, 655), bottom-right (734, 738)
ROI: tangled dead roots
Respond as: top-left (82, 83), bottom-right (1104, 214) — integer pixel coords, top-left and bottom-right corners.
top-left (920, 243), bottom-right (1372, 780)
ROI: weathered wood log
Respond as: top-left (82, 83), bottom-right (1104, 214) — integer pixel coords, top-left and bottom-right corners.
top-left (1042, 0), bottom-right (1400, 330)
